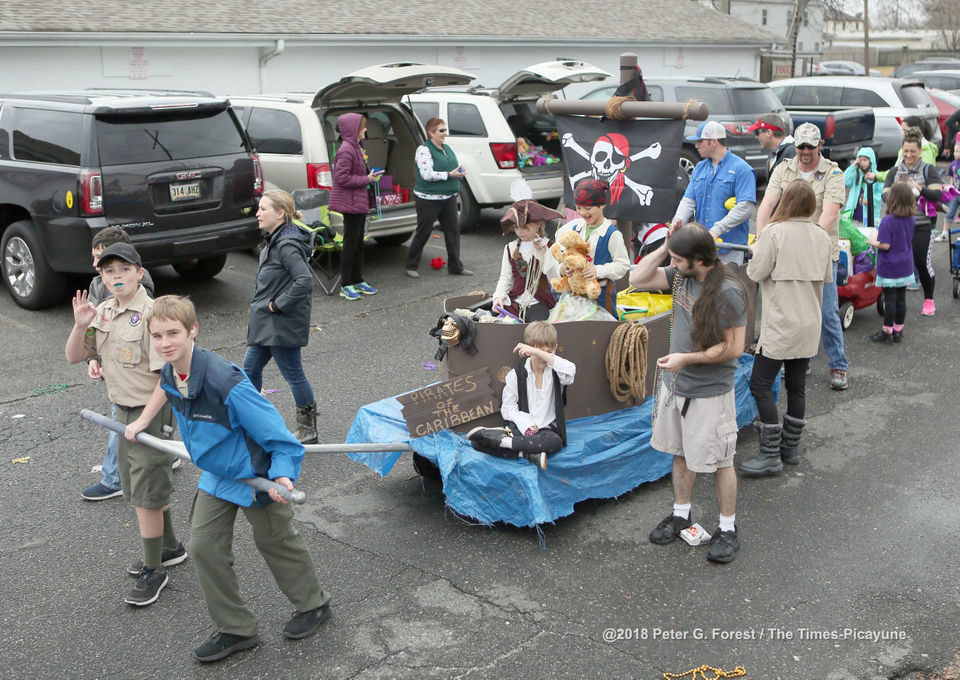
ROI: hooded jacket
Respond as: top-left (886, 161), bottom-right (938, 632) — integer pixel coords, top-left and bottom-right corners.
top-left (161, 346), bottom-right (303, 508)
top-left (329, 113), bottom-right (375, 215)
top-left (843, 146), bottom-right (884, 228)
top-left (247, 222), bottom-right (313, 347)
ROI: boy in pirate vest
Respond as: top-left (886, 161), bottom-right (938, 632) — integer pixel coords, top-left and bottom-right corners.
top-left (554, 178), bottom-right (631, 315)
top-left (492, 198), bottom-right (563, 322)
top-left (467, 322), bottom-right (576, 470)
top-left (64, 242), bottom-right (183, 607)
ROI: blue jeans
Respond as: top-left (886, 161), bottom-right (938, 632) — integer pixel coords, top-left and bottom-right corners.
top-left (946, 196), bottom-right (960, 222)
top-left (242, 345), bottom-right (315, 407)
top-left (821, 260), bottom-right (848, 371)
top-left (101, 402), bottom-right (121, 490)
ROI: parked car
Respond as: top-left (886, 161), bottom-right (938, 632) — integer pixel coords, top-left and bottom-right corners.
top-left (893, 58), bottom-right (960, 79)
top-left (583, 76), bottom-right (784, 182)
top-left (769, 76), bottom-right (941, 163)
top-left (927, 88), bottom-right (960, 153)
top-left (406, 60), bottom-right (610, 228)
top-left (785, 108), bottom-right (875, 166)
top-left (811, 60), bottom-right (880, 77)
top-left (230, 63), bottom-right (475, 246)
top-left (0, 89), bottom-right (262, 309)
top-left (910, 69), bottom-right (960, 92)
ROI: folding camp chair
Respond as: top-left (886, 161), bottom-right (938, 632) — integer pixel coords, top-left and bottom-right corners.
top-left (292, 188), bottom-right (342, 296)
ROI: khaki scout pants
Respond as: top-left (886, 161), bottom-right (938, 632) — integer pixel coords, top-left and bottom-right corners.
top-left (190, 489), bottom-right (330, 636)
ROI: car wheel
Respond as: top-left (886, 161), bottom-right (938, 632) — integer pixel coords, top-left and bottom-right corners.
top-left (0, 220), bottom-right (66, 309)
top-left (373, 233), bottom-right (410, 247)
top-left (838, 301), bottom-right (855, 330)
top-left (456, 183), bottom-right (480, 231)
top-left (173, 254), bottom-right (228, 281)
top-left (679, 148), bottom-right (699, 181)
top-left (412, 452), bottom-right (441, 479)
top-left (876, 294), bottom-right (885, 315)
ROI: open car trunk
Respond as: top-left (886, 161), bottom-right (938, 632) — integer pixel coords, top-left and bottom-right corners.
top-left (497, 60), bottom-right (611, 176)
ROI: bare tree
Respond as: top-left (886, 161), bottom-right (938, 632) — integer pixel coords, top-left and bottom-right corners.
top-left (922, 0), bottom-right (960, 50)
top-left (873, 0), bottom-right (925, 29)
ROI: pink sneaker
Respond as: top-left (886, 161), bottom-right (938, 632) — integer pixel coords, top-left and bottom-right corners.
top-left (921, 299), bottom-right (936, 316)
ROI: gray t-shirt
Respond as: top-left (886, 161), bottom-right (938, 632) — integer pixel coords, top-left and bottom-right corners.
top-left (662, 266), bottom-right (747, 398)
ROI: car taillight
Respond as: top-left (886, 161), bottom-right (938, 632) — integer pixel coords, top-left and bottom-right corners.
top-left (824, 116), bottom-right (836, 140)
top-left (721, 123), bottom-right (749, 136)
top-left (307, 163), bottom-right (332, 190)
top-left (251, 153), bottom-right (264, 196)
top-left (79, 168), bottom-right (103, 216)
top-left (489, 142), bottom-right (517, 169)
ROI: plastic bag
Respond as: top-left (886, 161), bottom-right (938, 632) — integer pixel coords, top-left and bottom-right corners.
top-left (839, 210), bottom-right (870, 255)
top-left (616, 289), bottom-right (673, 320)
top-left (547, 292), bottom-right (618, 323)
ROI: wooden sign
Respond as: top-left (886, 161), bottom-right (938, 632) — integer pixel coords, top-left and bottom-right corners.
top-left (399, 368), bottom-right (500, 437)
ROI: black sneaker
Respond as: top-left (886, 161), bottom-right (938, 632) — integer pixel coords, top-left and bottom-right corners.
top-left (706, 527), bottom-right (740, 564)
top-left (466, 426), bottom-right (509, 451)
top-left (282, 604), bottom-right (331, 640)
top-left (892, 330), bottom-right (903, 343)
top-left (649, 513), bottom-right (693, 545)
top-left (870, 330), bottom-right (893, 345)
top-left (127, 541), bottom-right (189, 575)
top-left (523, 451), bottom-right (547, 470)
top-left (124, 567), bottom-right (168, 606)
top-left (193, 631), bottom-right (261, 662)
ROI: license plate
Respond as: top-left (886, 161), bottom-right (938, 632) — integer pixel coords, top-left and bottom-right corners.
top-left (169, 182), bottom-right (200, 201)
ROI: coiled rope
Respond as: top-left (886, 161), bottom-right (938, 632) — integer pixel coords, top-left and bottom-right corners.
top-left (605, 321), bottom-right (649, 403)
top-left (604, 95), bottom-right (636, 120)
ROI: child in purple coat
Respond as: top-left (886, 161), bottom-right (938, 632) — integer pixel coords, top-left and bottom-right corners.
top-left (868, 182), bottom-right (916, 344)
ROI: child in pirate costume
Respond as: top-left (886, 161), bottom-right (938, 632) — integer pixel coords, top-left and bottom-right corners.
top-left (492, 190), bottom-right (563, 322)
top-left (467, 322), bottom-right (575, 471)
top-left (554, 178), bottom-right (631, 315)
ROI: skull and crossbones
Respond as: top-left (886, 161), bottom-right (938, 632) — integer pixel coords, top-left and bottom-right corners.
top-left (562, 132), bottom-right (662, 206)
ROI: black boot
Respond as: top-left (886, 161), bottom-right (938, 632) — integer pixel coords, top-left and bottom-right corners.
top-left (295, 403), bottom-right (318, 445)
top-left (780, 415), bottom-right (806, 465)
top-left (737, 423), bottom-right (783, 477)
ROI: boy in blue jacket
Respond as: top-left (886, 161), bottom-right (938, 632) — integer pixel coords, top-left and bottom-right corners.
top-left (127, 295), bottom-right (331, 663)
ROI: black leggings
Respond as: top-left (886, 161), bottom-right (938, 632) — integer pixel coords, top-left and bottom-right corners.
top-left (913, 224), bottom-right (935, 299)
top-left (406, 195), bottom-right (464, 273)
top-left (340, 212), bottom-right (366, 286)
top-left (749, 352), bottom-right (809, 425)
top-left (882, 286), bottom-right (907, 327)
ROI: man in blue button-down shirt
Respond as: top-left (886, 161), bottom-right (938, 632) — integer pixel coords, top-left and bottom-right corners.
top-left (671, 121), bottom-right (757, 265)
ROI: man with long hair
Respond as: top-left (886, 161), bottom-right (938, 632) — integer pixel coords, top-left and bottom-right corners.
top-left (629, 223), bottom-right (749, 563)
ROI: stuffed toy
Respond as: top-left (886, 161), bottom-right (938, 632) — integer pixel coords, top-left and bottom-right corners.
top-left (550, 229), bottom-right (601, 299)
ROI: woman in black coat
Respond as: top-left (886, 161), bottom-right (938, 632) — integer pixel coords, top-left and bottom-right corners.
top-left (243, 189), bottom-right (318, 443)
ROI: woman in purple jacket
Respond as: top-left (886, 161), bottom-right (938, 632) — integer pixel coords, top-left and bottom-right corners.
top-left (329, 113), bottom-right (381, 301)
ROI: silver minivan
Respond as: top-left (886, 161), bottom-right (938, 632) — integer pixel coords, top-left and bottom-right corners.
top-left (231, 63), bottom-right (475, 245)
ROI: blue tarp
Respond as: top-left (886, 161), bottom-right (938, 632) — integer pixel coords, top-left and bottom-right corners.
top-left (346, 354), bottom-right (770, 527)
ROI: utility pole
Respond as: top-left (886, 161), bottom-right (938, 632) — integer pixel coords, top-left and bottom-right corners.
top-left (788, 0), bottom-right (810, 76)
top-left (863, 0), bottom-right (870, 72)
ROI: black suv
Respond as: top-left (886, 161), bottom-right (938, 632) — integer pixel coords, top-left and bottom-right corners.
top-left (0, 90), bottom-right (263, 308)
top-left (583, 76), bottom-right (787, 182)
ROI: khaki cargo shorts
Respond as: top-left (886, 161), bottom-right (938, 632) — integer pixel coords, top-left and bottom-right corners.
top-left (116, 403), bottom-right (175, 509)
top-left (651, 384), bottom-right (738, 473)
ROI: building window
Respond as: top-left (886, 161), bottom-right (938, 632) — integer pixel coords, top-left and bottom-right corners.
top-left (814, 41), bottom-right (819, 51)
top-left (762, 8), bottom-right (767, 24)
top-left (803, 11), bottom-right (808, 26)
top-left (799, 42), bottom-right (804, 51)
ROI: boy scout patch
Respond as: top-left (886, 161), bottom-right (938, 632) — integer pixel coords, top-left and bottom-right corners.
top-left (129, 313), bottom-right (141, 326)
top-left (85, 327), bottom-right (96, 337)
top-left (816, 172), bottom-right (825, 180)
top-left (121, 346), bottom-right (134, 363)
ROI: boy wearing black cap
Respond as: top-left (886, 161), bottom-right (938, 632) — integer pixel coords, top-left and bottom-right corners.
top-left (555, 178), bottom-right (631, 315)
top-left (65, 242), bottom-right (183, 607)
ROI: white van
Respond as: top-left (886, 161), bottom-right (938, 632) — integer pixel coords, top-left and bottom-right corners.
top-left (230, 63), bottom-right (475, 245)
top-left (406, 60), bottom-right (611, 229)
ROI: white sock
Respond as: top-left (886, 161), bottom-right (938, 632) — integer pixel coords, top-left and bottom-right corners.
top-left (672, 503), bottom-right (691, 520)
top-left (500, 437), bottom-right (513, 450)
top-left (719, 513), bottom-right (736, 533)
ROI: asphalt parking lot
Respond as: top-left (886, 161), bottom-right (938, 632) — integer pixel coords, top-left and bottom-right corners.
top-left (1, 212), bottom-right (959, 680)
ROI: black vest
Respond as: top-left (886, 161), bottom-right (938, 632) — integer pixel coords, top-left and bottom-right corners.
top-left (514, 361), bottom-right (567, 445)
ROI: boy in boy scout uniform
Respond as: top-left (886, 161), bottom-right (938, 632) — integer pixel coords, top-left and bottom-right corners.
top-left (65, 242), bottom-right (184, 607)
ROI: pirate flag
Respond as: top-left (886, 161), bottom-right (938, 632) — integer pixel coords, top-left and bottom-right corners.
top-left (556, 115), bottom-right (684, 222)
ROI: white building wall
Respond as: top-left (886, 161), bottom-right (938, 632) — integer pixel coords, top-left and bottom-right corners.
top-left (729, 1), bottom-right (823, 53)
top-left (0, 42), bottom-right (764, 97)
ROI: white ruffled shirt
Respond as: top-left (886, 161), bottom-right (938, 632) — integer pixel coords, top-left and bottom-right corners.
top-left (501, 355), bottom-right (576, 435)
